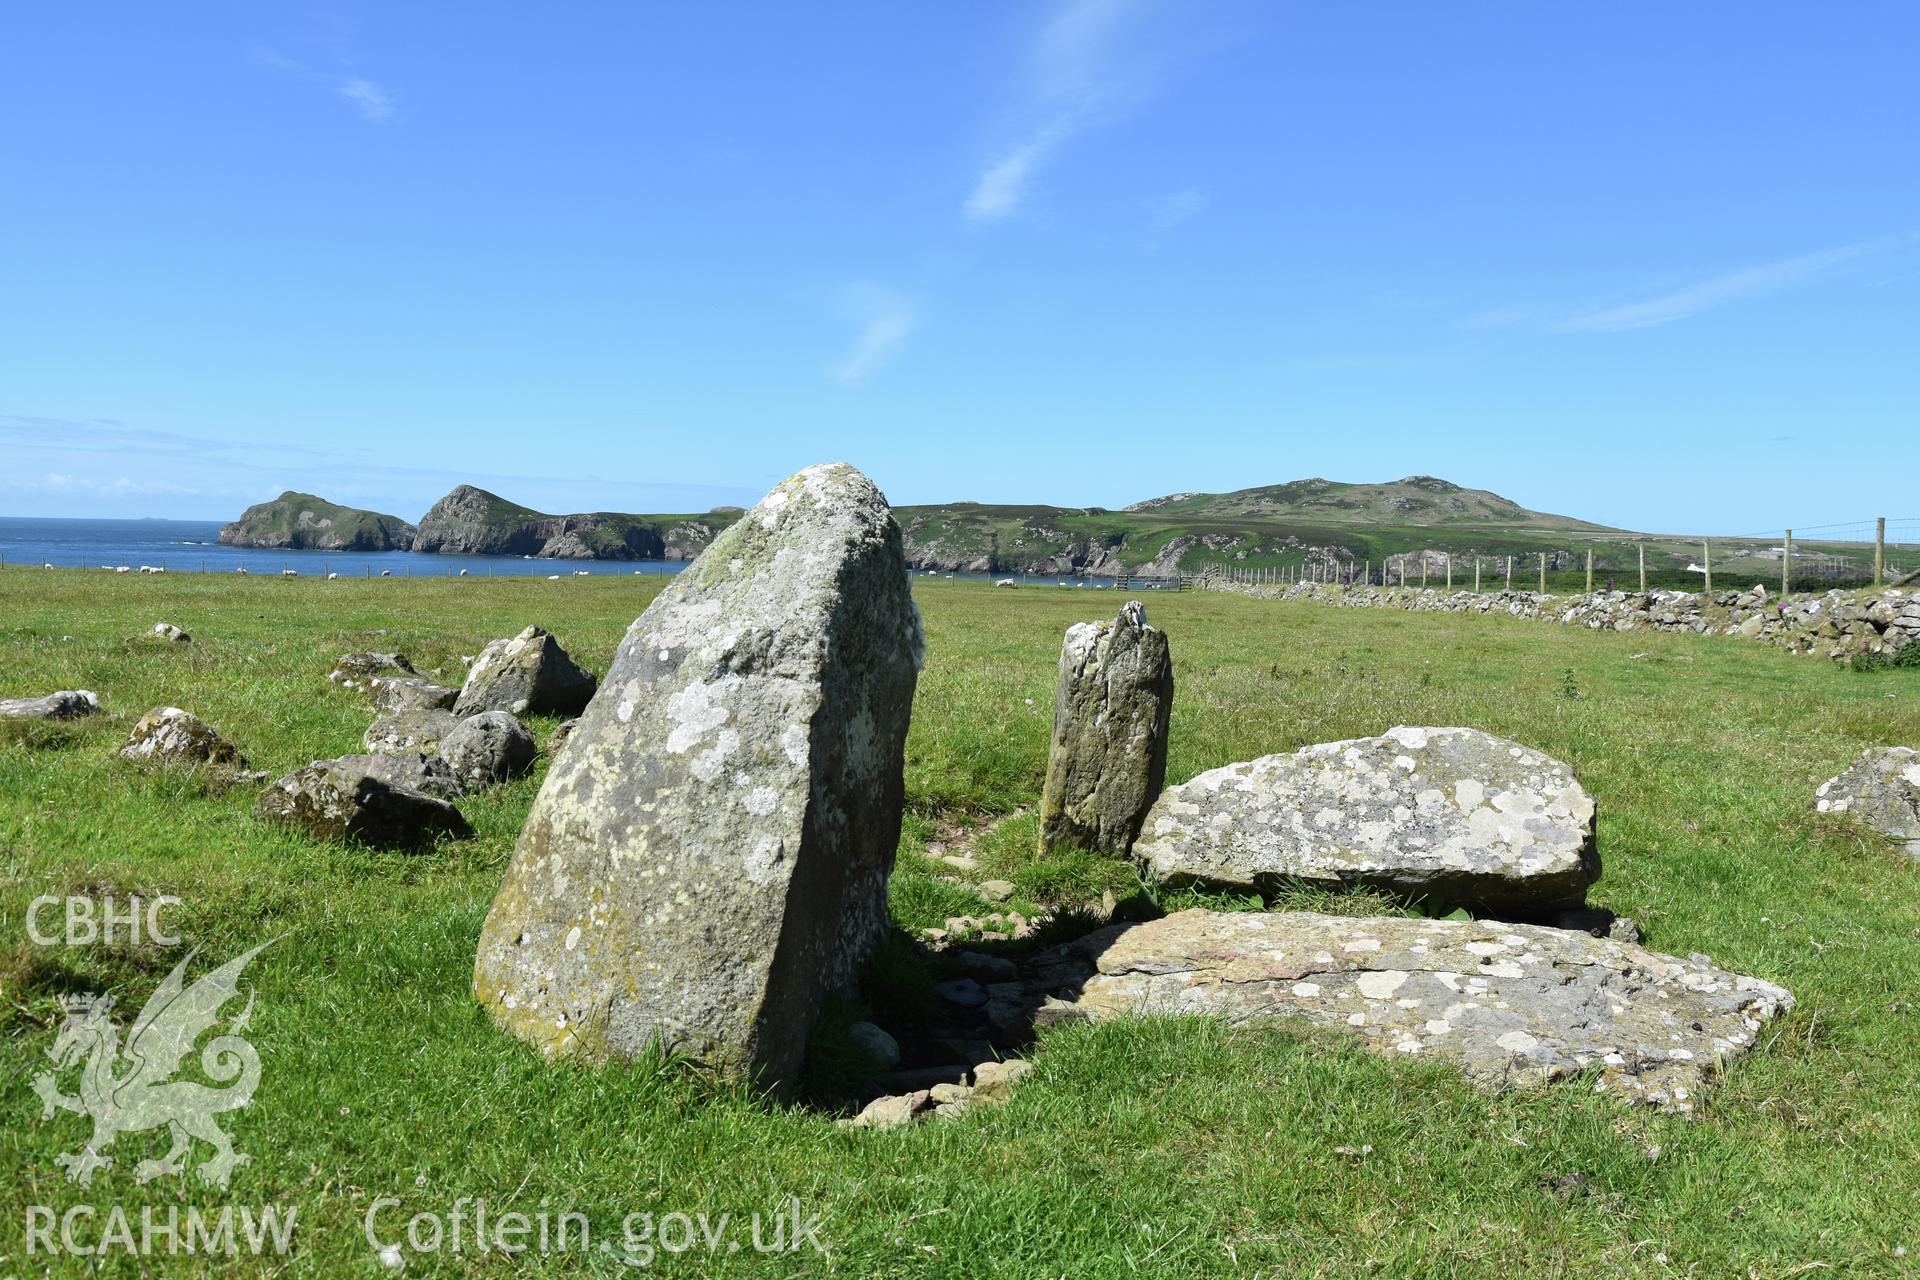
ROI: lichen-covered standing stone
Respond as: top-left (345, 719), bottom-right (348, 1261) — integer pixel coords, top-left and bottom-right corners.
top-left (1037, 601), bottom-right (1172, 854)
top-left (1133, 726), bottom-right (1597, 911)
top-left (1036, 909), bottom-right (1792, 1111)
top-left (453, 626), bottom-right (597, 717)
top-left (473, 463), bottom-right (923, 1088)
top-left (1816, 746), bottom-right (1920, 857)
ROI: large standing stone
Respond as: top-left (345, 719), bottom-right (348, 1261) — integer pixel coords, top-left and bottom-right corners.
top-left (440, 710), bottom-right (537, 789)
top-left (255, 758), bottom-right (470, 846)
top-left (1133, 727), bottom-right (1597, 912)
top-left (1035, 909), bottom-right (1793, 1112)
top-left (0, 690), bottom-right (101, 721)
top-left (115, 707), bottom-right (248, 769)
top-left (453, 626), bottom-right (598, 717)
top-left (473, 463), bottom-right (923, 1088)
top-left (1038, 601), bottom-right (1173, 854)
top-left (1816, 746), bottom-right (1920, 857)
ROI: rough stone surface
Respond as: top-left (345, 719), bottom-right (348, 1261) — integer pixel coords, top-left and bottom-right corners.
top-left (473, 463), bottom-right (924, 1088)
top-left (1037, 909), bottom-right (1792, 1112)
top-left (1134, 727), bottom-right (1598, 911)
top-left (846, 1021), bottom-right (901, 1071)
top-left (364, 709), bottom-right (462, 756)
top-left (439, 710), bottom-right (536, 789)
top-left (548, 717), bottom-right (581, 752)
top-left (326, 751), bottom-right (464, 799)
top-left (1038, 601), bottom-right (1173, 855)
top-left (368, 676), bottom-right (458, 712)
top-left (255, 758), bottom-right (470, 846)
top-left (453, 625), bottom-right (597, 717)
top-left (115, 707), bottom-right (246, 769)
top-left (0, 690), bottom-right (102, 721)
top-left (1816, 746), bottom-right (1920, 857)
top-left (330, 652), bottom-right (415, 686)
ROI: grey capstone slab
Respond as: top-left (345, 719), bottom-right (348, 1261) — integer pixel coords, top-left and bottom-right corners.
top-left (1036, 908), bottom-right (1792, 1112)
top-left (473, 463), bottom-right (923, 1088)
top-left (1133, 727), bottom-right (1598, 911)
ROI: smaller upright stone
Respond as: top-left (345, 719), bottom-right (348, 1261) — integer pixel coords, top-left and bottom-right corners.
top-left (453, 626), bottom-right (597, 717)
top-left (1816, 746), bottom-right (1920, 857)
top-left (116, 707), bottom-right (247, 769)
top-left (1038, 601), bottom-right (1173, 855)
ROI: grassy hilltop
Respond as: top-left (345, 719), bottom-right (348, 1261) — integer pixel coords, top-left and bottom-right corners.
top-left (2, 568), bottom-right (1918, 1275)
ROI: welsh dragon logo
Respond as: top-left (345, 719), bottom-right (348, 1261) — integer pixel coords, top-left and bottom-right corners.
top-left (32, 941), bottom-right (273, 1188)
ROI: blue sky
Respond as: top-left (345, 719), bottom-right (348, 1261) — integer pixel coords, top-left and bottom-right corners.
top-left (2, 3), bottom-right (1915, 532)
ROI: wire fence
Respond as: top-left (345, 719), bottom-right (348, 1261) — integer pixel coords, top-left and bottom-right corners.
top-left (1207, 516), bottom-right (1920, 594)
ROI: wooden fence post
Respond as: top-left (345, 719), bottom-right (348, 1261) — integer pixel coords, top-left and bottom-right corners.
top-left (1876, 517), bottom-right (1886, 586)
top-left (1782, 528), bottom-right (1792, 596)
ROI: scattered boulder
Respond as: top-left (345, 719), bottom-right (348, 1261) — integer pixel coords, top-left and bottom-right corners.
top-left (368, 676), bottom-right (458, 712)
top-left (1816, 747), bottom-right (1920, 857)
top-left (255, 758), bottom-right (471, 846)
top-left (151, 622), bottom-right (191, 643)
top-left (439, 710), bottom-right (536, 788)
top-left (1038, 601), bottom-right (1173, 854)
top-left (1036, 909), bottom-right (1792, 1112)
top-left (846, 1021), bottom-right (902, 1071)
top-left (115, 707), bottom-right (247, 769)
top-left (1133, 727), bottom-right (1598, 912)
top-left (452, 625), bottom-right (596, 717)
top-left (329, 652), bottom-right (416, 686)
top-left (325, 751), bottom-right (463, 799)
top-left (839, 1090), bottom-right (933, 1130)
top-left (473, 463), bottom-right (923, 1088)
top-left (0, 690), bottom-right (102, 721)
top-left (969, 1057), bottom-right (1033, 1103)
top-left (364, 709), bottom-right (462, 756)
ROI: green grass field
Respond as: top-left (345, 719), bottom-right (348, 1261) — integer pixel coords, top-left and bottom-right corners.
top-left (3, 567), bottom-right (1918, 1277)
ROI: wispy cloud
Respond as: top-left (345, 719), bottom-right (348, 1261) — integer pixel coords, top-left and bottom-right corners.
top-left (966, 0), bottom-right (1185, 223)
top-left (831, 285), bottom-right (919, 384)
top-left (337, 77), bottom-right (395, 123)
top-left (1148, 187), bottom-right (1208, 233)
top-left (1552, 232), bottom-right (1917, 333)
top-left (251, 48), bottom-right (396, 124)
